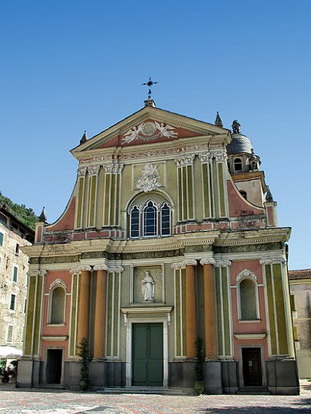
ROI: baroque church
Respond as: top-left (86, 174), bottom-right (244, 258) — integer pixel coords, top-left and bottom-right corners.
top-left (18, 97), bottom-right (299, 394)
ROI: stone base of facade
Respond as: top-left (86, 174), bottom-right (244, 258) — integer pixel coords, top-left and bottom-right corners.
top-left (266, 360), bottom-right (299, 395)
top-left (17, 358), bottom-right (299, 395)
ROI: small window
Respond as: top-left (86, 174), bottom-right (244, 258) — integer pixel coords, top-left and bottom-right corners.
top-left (7, 325), bottom-right (13, 342)
top-left (10, 294), bottom-right (16, 311)
top-left (240, 279), bottom-right (257, 320)
top-left (161, 203), bottom-right (170, 236)
top-left (13, 266), bottom-right (18, 282)
top-left (240, 190), bottom-right (247, 200)
top-left (50, 287), bottom-right (66, 324)
top-left (0, 232), bottom-right (3, 246)
top-left (130, 206), bottom-right (140, 238)
top-left (15, 243), bottom-right (20, 255)
top-left (234, 158), bottom-right (242, 172)
top-left (24, 298), bottom-right (27, 313)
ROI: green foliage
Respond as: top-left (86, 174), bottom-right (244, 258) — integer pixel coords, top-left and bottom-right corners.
top-left (0, 192), bottom-right (38, 229)
top-left (194, 336), bottom-right (204, 381)
top-left (77, 337), bottom-right (89, 389)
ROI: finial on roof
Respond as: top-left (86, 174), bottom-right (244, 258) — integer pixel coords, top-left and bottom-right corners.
top-left (144, 99), bottom-right (156, 107)
top-left (266, 186), bottom-right (274, 202)
top-left (215, 112), bottom-right (223, 127)
top-left (39, 207), bottom-right (47, 223)
top-left (232, 120), bottom-right (241, 134)
top-left (80, 131), bottom-right (88, 145)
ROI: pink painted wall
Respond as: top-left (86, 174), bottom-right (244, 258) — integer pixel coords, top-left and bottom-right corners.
top-left (230, 260), bottom-right (268, 360)
top-left (41, 270), bottom-right (72, 359)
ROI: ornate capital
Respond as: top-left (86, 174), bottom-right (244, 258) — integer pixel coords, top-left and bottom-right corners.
top-left (77, 166), bottom-right (87, 176)
top-left (215, 260), bottom-right (231, 267)
top-left (236, 269), bottom-right (257, 283)
top-left (70, 268), bottom-right (81, 276)
top-left (174, 154), bottom-right (195, 167)
top-left (211, 149), bottom-right (227, 162)
top-left (260, 257), bottom-right (286, 265)
top-left (199, 153), bottom-right (213, 163)
top-left (200, 257), bottom-right (216, 266)
top-left (29, 270), bottom-right (46, 277)
top-left (108, 266), bottom-right (124, 273)
top-left (88, 165), bottom-right (101, 175)
top-left (104, 163), bottom-right (123, 174)
top-left (78, 265), bottom-right (92, 273)
top-left (93, 265), bottom-right (109, 271)
top-left (183, 258), bottom-right (198, 267)
top-left (171, 262), bottom-right (185, 270)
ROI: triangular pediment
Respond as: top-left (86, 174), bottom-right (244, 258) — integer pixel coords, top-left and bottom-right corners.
top-left (71, 105), bottom-right (230, 157)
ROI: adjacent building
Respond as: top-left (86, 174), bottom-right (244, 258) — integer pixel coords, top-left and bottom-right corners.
top-left (18, 100), bottom-right (299, 394)
top-left (0, 204), bottom-right (34, 358)
top-left (289, 269), bottom-right (311, 378)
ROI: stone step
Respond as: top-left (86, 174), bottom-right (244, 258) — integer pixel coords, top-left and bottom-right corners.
top-left (236, 387), bottom-right (270, 395)
top-left (97, 387), bottom-right (186, 395)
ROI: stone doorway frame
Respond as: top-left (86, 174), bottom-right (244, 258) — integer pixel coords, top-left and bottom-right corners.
top-left (121, 307), bottom-right (173, 387)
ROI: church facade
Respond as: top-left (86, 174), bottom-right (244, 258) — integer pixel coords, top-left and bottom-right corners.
top-left (18, 100), bottom-right (299, 394)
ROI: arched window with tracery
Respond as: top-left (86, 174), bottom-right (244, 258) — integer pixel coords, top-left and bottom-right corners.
top-left (49, 285), bottom-right (66, 324)
top-left (129, 197), bottom-right (171, 239)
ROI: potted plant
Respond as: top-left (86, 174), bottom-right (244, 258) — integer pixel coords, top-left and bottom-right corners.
top-left (77, 337), bottom-right (89, 391)
top-left (194, 336), bottom-right (204, 395)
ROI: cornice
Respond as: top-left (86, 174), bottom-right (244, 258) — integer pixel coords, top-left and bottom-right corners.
top-left (215, 227), bottom-right (291, 246)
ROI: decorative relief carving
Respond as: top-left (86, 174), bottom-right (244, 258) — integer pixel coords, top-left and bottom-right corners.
top-left (88, 165), bottom-right (101, 175)
top-left (135, 163), bottom-right (162, 192)
top-left (49, 278), bottom-right (67, 291)
top-left (93, 265), bottom-right (109, 271)
top-left (122, 121), bottom-right (178, 144)
top-left (236, 269), bottom-right (257, 283)
top-left (77, 166), bottom-right (87, 176)
top-left (259, 257), bottom-right (286, 265)
top-left (175, 154), bottom-right (195, 167)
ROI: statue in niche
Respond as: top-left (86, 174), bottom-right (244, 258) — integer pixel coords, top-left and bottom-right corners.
top-left (141, 271), bottom-right (155, 302)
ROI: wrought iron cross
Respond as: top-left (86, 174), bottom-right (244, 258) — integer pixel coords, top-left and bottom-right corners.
top-left (142, 77), bottom-right (158, 99)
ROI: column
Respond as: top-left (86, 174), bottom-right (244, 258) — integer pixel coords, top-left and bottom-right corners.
top-left (200, 258), bottom-right (217, 359)
top-left (77, 265), bottom-right (92, 347)
top-left (93, 265), bottom-right (108, 359)
top-left (185, 259), bottom-right (198, 358)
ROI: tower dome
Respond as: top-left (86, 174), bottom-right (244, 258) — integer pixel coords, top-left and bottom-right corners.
top-left (226, 120), bottom-right (253, 155)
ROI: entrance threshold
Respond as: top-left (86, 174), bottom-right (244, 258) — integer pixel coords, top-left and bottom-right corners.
top-left (97, 386), bottom-right (186, 395)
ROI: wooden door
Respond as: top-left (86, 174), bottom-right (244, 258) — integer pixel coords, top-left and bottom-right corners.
top-left (242, 347), bottom-right (262, 386)
top-left (132, 323), bottom-right (163, 386)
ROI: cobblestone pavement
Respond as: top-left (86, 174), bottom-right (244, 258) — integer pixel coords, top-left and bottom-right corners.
top-left (0, 381), bottom-right (310, 414)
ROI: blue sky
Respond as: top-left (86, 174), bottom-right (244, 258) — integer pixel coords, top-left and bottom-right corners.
top-left (1, 0), bottom-right (310, 270)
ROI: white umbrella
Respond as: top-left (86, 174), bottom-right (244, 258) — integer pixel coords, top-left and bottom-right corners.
top-left (0, 346), bottom-right (22, 359)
